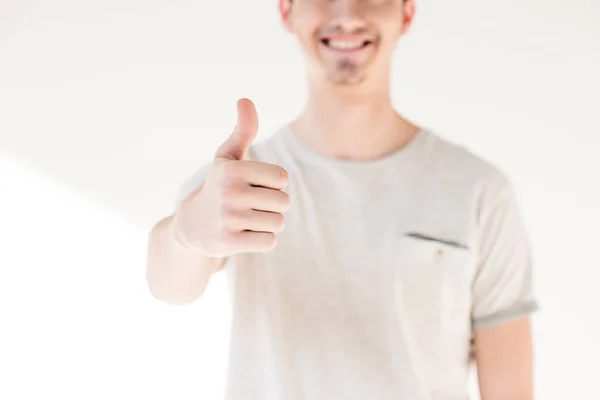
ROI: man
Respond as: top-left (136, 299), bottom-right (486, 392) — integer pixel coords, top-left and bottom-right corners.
top-left (146, 0), bottom-right (538, 398)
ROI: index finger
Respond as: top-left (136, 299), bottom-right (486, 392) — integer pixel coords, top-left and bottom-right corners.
top-left (238, 161), bottom-right (289, 190)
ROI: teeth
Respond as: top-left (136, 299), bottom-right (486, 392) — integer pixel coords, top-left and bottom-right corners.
top-left (327, 40), bottom-right (364, 50)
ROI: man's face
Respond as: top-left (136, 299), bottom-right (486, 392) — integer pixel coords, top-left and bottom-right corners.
top-left (280, 0), bottom-right (415, 86)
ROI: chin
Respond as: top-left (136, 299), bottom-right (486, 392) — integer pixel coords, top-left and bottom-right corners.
top-left (325, 57), bottom-right (376, 86)
top-left (326, 70), bottom-right (368, 86)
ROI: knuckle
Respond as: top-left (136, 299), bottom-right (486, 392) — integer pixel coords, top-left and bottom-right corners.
top-left (219, 206), bottom-right (238, 228)
top-left (220, 230), bottom-right (237, 249)
top-left (217, 205), bottom-right (230, 223)
top-left (218, 185), bottom-right (241, 204)
top-left (220, 160), bottom-right (241, 182)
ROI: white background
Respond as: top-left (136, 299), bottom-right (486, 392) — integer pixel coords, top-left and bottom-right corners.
top-left (1, 0), bottom-right (599, 398)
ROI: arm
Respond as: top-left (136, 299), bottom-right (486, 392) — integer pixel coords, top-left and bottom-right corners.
top-left (145, 98), bottom-right (289, 306)
top-left (146, 205), bottom-right (225, 306)
top-left (475, 317), bottom-right (534, 400)
top-left (147, 180), bottom-right (226, 305)
top-left (471, 175), bottom-right (539, 399)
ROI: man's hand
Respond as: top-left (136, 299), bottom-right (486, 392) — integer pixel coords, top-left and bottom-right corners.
top-left (172, 98), bottom-right (291, 258)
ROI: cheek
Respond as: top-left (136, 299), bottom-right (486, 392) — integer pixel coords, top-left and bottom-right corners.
top-left (290, 17), bottom-right (322, 44)
top-left (370, 2), bottom-right (405, 33)
top-left (289, 2), bottom-right (329, 32)
top-left (376, 15), bottom-right (405, 42)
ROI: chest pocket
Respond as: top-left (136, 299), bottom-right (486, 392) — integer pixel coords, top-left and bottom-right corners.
top-left (392, 234), bottom-right (475, 335)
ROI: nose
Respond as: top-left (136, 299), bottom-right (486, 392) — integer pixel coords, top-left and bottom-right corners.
top-left (329, 0), bottom-right (367, 33)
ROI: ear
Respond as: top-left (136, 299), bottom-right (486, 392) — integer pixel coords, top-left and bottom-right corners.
top-left (279, 0), bottom-right (293, 32)
top-left (400, 0), bottom-right (416, 35)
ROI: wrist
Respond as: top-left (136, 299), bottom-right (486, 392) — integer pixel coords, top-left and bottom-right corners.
top-left (169, 214), bottom-right (202, 253)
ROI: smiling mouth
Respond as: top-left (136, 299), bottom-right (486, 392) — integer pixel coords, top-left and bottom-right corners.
top-left (320, 38), bottom-right (374, 52)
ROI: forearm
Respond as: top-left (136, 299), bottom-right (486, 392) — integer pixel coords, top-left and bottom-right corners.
top-left (146, 215), bottom-right (225, 305)
top-left (476, 318), bottom-right (534, 400)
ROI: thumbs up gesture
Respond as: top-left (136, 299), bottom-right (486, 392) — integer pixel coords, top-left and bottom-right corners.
top-left (173, 99), bottom-right (291, 258)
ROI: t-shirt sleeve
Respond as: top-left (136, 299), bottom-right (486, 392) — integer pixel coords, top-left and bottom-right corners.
top-left (174, 163), bottom-right (212, 212)
top-left (471, 177), bottom-right (540, 331)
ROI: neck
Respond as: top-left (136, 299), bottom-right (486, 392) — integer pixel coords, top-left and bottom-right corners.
top-left (290, 76), bottom-right (419, 162)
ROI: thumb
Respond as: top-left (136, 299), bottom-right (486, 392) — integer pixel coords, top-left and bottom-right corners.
top-left (215, 98), bottom-right (259, 161)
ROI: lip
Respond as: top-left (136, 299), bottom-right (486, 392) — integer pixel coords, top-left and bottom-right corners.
top-left (319, 35), bottom-right (377, 54)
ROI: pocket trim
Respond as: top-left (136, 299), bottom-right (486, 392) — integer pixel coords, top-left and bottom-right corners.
top-left (403, 232), bottom-right (469, 250)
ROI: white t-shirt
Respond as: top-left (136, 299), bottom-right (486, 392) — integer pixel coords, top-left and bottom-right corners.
top-left (176, 127), bottom-right (538, 400)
